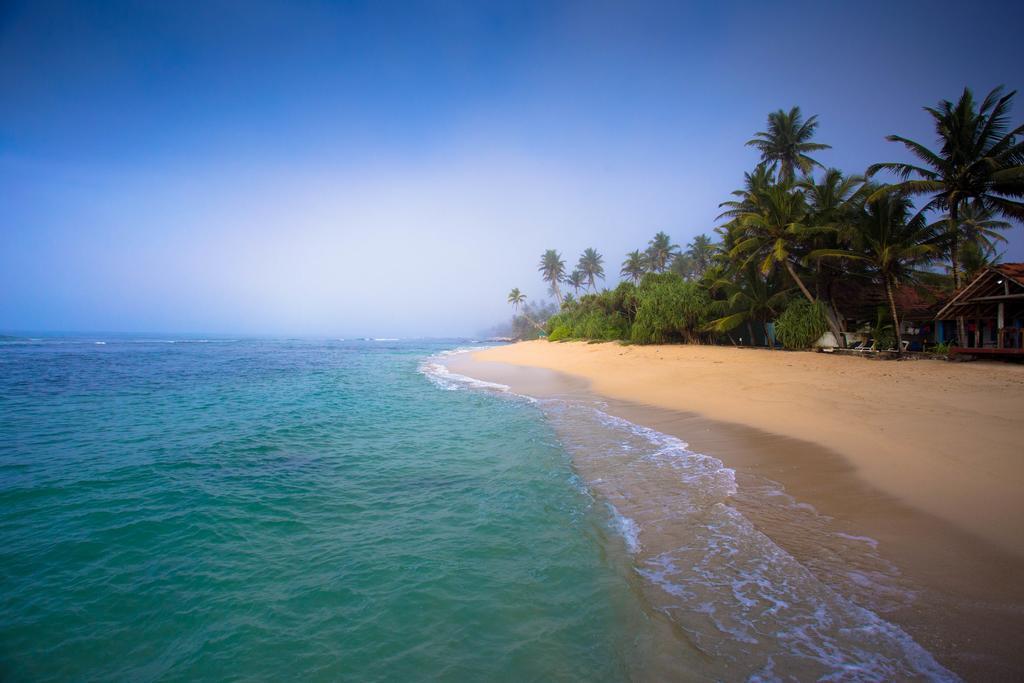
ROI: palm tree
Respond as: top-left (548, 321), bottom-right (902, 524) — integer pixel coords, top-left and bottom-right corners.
top-left (566, 270), bottom-right (586, 295)
top-left (958, 240), bottom-right (1003, 281)
top-left (620, 250), bottom-right (647, 284)
top-left (746, 107), bottom-right (831, 183)
top-left (706, 266), bottom-right (791, 348)
top-left (728, 183), bottom-right (845, 342)
top-left (867, 86), bottom-right (1024, 343)
top-left (684, 234), bottom-right (716, 277)
top-left (812, 191), bottom-right (938, 354)
top-left (939, 202), bottom-right (1012, 266)
top-left (538, 249), bottom-right (566, 303)
top-left (671, 253), bottom-right (697, 280)
top-left (577, 248), bottom-right (605, 291)
top-left (507, 287), bottom-right (526, 312)
top-left (645, 232), bottom-right (679, 273)
top-left (799, 168), bottom-right (865, 321)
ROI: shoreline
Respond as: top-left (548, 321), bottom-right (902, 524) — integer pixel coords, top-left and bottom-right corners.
top-left (446, 342), bottom-right (1024, 679)
top-left (462, 340), bottom-right (1024, 558)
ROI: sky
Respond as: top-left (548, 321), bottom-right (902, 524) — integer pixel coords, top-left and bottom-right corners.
top-left (2, 0), bottom-right (1023, 337)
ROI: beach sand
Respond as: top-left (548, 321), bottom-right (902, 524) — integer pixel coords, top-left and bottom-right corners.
top-left (448, 341), bottom-right (1024, 679)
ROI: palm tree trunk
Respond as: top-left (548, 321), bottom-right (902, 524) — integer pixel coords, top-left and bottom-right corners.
top-left (747, 321), bottom-right (756, 347)
top-left (763, 322), bottom-right (773, 350)
top-left (949, 204), bottom-right (966, 347)
top-left (885, 276), bottom-right (903, 355)
top-left (784, 259), bottom-right (843, 344)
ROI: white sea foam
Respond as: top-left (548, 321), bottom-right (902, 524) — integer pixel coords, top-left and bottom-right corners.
top-left (418, 347), bottom-right (512, 393)
top-left (420, 346), bottom-right (955, 680)
top-left (606, 502), bottom-right (641, 554)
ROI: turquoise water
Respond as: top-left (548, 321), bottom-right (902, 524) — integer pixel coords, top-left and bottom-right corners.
top-left (0, 339), bottom-right (652, 681)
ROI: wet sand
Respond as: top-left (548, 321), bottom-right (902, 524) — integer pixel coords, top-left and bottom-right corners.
top-left (448, 347), bottom-right (1024, 680)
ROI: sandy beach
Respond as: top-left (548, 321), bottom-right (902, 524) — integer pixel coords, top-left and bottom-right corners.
top-left (449, 341), bottom-right (1024, 679)
top-left (462, 340), bottom-right (1024, 556)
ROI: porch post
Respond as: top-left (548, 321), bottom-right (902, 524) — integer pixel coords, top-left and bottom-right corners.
top-left (997, 302), bottom-right (1005, 349)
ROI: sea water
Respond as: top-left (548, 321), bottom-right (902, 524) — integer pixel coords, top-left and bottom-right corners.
top-left (0, 338), bottom-right (654, 681)
top-left (1, 338), bottom-right (954, 681)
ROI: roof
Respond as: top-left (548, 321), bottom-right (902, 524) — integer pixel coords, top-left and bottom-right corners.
top-left (992, 263), bottom-right (1024, 288)
top-left (934, 263), bottom-right (1024, 320)
top-left (834, 279), bottom-right (944, 321)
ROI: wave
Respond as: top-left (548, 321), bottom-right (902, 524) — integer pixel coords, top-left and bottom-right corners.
top-left (421, 346), bottom-right (956, 681)
top-left (418, 347), bottom-right (512, 393)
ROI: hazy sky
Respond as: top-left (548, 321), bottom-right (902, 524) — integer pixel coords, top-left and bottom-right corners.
top-left (2, 0), bottom-right (1023, 337)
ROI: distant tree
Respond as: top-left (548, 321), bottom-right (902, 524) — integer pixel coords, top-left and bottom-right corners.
top-left (645, 232), bottom-right (679, 273)
top-left (577, 248), bottom-right (605, 291)
top-left (538, 249), bottom-right (567, 303)
top-left (507, 287), bottom-right (526, 312)
top-left (566, 270), bottom-right (586, 295)
top-left (670, 254), bottom-right (697, 280)
top-left (620, 250), bottom-right (647, 284)
top-left (684, 234), bottom-right (717, 277)
top-left (746, 107), bottom-right (831, 183)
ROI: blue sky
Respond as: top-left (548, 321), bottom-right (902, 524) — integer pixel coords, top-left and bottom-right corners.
top-left (2, 0), bottom-right (1022, 336)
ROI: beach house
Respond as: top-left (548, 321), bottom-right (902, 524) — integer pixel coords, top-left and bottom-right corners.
top-left (934, 263), bottom-right (1024, 356)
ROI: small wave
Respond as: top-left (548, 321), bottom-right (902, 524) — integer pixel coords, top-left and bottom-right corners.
top-left (606, 502), bottom-right (641, 554)
top-left (425, 362), bottom-right (955, 680)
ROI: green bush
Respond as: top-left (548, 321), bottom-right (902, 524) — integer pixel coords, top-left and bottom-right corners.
top-left (631, 273), bottom-right (711, 344)
top-left (547, 323), bottom-right (572, 341)
top-left (774, 299), bottom-right (828, 350)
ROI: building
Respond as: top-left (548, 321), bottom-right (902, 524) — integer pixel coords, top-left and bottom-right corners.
top-left (934, 263), bottom-right (1024, 356)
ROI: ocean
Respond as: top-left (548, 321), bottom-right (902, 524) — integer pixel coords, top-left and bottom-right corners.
top-left (0, 338), bottom-right (953, 680)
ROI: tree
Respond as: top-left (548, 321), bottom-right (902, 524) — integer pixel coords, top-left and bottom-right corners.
top-left (706, 266), bottom-right (791, 348)
top-left (812, 191), bottom-right (938, 354)
top-left (620, 250), bottom-right (647, 284)
top-left (728, 182), bottom-right (845, 342)
top-left (538, 249), bottom-right (566, 303)
top-left (938, 202), bottom-right (1012, 270)
top-left (867, 86), bottom-right (1024, 344)
top-left (684, 234), bottom-right (716, 277)
top-left (577, 248), bottom-right (605, 291)
top-left (746, 106), bottom-right (831, 183)
top-left (645, 232), bottom-right (679, 273)
top-left (566, 270), bottom-right (586, 295)
top-left (507, 287), bottom-right (526, 312)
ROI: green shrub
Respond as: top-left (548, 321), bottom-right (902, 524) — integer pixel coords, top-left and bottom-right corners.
top-left (548, 324), bottom-right (572, 341)
top-left (774, 299), bottom-right (828, 350)
top-left (631, 273), bottom-right (711, 344)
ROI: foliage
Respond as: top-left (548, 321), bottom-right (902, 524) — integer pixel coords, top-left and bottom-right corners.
top-left (869, 307), bottom-right (896, 351)
top-left (631, 273), bottom-right (712, 344)
top-left (545, 282), bottom-right (636, 342)
top-left (538, 250), bottom-right (566, 303)
top-left (576, 248), bottom-right (605, 290)
top-left (774, 299), bottom-right (828, 350)
top-left (746, 106), bottom-right (831, 183)
top-left (506, 89), bottom-right (1021, 354)
top-left (620, 250), bottom-right (647, 284)
top-left (645, 232), bottom-right (679, 273)
top-left (509, 300), bottom-right (557, 340)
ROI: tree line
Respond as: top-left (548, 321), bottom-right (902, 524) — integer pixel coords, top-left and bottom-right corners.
top-left (507, 86), bottom-right (1024, 352)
